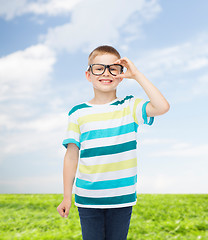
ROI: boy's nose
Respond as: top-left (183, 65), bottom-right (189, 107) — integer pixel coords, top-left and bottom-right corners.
top-left (103, 67), bottom-right (110, 75)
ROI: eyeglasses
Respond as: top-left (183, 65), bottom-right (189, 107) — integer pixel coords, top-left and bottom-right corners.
top-left (88, 64), bottom-right (123, 76)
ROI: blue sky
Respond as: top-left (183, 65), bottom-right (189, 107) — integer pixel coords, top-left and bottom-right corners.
top-left (0, 0), bottom-right (207, 194)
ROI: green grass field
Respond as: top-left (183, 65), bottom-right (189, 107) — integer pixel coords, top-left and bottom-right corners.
top-left (0, 194), bottom-right (207, 240)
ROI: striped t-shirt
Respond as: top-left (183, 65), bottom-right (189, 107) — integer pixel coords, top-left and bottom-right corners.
top-left (62, 95), bottom-right (154, 208)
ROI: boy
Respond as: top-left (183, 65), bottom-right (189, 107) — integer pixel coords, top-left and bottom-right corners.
top-left (57, 45), bottom-right (170, 240)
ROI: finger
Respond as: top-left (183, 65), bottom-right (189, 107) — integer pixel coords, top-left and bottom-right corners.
top-left (113, 59), bottom-right (120, 64)
top-left (115, 73), bottom-right (126, 79)
top-left (57, 206), bottom-right (64, 217)
top-left (118, 61), bottom-right (129, 69)
top-left (114, 58), bottom-right (128, 65)
top-left (64, 207), bottom-right (69, 218)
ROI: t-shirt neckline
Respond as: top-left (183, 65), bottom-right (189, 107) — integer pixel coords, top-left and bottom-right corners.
top-left (84, 97), bottom-right (119, 107)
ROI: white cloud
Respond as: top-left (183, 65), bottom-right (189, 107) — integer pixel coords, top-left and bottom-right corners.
top-left (0, 0), bottom-right (26, 20)
top-left (191, 73), bottom-right (208, 96)
top-left (148, 143), bottom-right (208, 158)
top-left (0, 43), bottom-right (60, 162)
top-left (136, 33), bottom-right (208, 79)
top-left (0, 44), bottom-right (56, 101)
top-left (17, 112), bottom-right (65, 132)
top-left (0, 111), bottom-right (67, 158)
top-left (142, 138), bottom-right (176, 145)
top-left (43, 0), bottom-right (161, 53)
top-left (0, 78), bottom-right (92, 158)
top-left (0, 0), bottom-right (83, 20)
top-left (0, 175), bottom-right (62, 193)
top-left (26, 0), bottom-right (83, 16)
top-left (138, 173), bottom-right (207, 193)
top-left (133, 32), bottom-right (208, 102)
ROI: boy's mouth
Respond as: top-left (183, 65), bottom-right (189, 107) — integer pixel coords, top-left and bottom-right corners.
top-left (99, 79), bottom-right (113, 83)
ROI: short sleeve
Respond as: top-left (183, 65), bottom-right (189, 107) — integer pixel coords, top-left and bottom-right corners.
top-left (62, 109), bottom-right (81, 149)
top-left (129, 96), bottom-right (154, 126)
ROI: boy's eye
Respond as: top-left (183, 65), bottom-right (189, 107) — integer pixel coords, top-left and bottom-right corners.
top-left (110, 66), bottom-right (120, 72)
top-left (93, 65), bottom-right (104, 71)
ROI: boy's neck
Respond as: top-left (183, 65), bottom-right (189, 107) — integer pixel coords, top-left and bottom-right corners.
top-left (89, 92), bottom-right (117, 105)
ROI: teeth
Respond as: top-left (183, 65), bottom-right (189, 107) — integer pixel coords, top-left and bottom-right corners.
top-left (101, 80), bottom-right (111, 83)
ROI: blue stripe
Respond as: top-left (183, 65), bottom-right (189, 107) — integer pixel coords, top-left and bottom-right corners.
top-left (62, 138), bottom-right (80, 149)
top-left (80, 122), bottom-right (138, 142)
top-left (68, 103), bottom-right (91, 116)
top-left (75, 192), bottom-right (137, 205)
top-left (111, 95), bottom-right (134, 105)
top-left (142, 101), bottom-right (154, 125)
top-left (69, 96), bottom-right (133, 116)
top-left (80, 140), bottom-right (137, 158)
top-left (76, 175), bottom-right (137, 190)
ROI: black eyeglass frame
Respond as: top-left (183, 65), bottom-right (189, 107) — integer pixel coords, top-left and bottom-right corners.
top-left (87, 64), bottom-right (124, 76)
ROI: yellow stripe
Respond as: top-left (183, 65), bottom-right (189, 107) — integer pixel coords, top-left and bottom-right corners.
top-left (67, 122), bottom-right (80, 134)
top-left (79, 158), bottom-right (137, 174)
top-left (78, 106), bottom-right (131, 126)
top-left (132, 98), bottom-right (142, 124)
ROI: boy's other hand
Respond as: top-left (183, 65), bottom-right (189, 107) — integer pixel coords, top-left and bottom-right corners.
top-left (114, 57), bottom-right (139, 80)
top-left (57, 198), bottom-right (71, 218)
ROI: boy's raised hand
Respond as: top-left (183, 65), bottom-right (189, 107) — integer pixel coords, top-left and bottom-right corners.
top-left (114, 57), bottom-right (139, 80)
top-left (57, 198), bottom-right (71, 218)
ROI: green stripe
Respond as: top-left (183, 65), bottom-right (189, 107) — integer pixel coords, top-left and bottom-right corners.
top-left (111, 95), bottom-right (134, 105)
top-left (75, 192), bottom-right (137, 205)
top-left (80, 140), bottom-right (137, 158)
top-left (68, 103), bottom-right (91, 116)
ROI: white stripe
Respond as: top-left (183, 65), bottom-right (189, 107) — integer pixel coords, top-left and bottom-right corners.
top-left (79, 102), bottom-right (128, 116)
top-left (75, 184), bottom-right (137, 198)
top-left (79, 149), bottom-right (137, 166)
top-left (75, 201), bottom-right (137, 209)
top-left (68, 111), bottom-right (78, 122)
top-left (81, 131), bottom-right (137, 149)
top-left (80, 114), bottom-right (134, 133)
top-left (65, 131), bottom-right (80, 140)
top-left (134, 98), bottom-right (146, 125)
top-left (76, 167), bottom-right (137, 182)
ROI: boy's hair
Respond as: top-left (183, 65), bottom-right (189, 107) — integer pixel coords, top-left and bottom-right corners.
top-left (88, 45), bottom-right (121, 65)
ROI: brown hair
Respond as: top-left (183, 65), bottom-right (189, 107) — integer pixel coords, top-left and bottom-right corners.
top-left (88, 45), bottom-right (121, 65)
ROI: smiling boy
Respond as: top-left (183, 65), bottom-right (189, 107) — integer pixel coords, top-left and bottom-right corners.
top-left (57, 45), bottom-right (170, 240)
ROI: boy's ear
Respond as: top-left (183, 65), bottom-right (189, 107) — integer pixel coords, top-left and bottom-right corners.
top-left (85, 71), bottom-right (91, 82)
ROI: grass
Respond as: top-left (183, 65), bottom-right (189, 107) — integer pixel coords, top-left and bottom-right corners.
top-left (0, 194), bottom-right (207, 239)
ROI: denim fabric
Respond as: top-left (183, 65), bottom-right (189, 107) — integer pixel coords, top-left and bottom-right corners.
top-left (78, 206), bottom-right (132, 240)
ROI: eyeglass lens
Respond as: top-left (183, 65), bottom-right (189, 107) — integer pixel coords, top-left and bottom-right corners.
top-left (91, 64), bottom-right (122, 76)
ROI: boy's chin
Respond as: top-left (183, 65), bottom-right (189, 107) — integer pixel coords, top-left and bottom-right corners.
top-left (93, 88), bottom-right (117, 93)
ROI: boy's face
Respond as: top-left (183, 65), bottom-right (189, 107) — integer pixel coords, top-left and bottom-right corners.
top-left (85, 54), bottom-right (123, 93)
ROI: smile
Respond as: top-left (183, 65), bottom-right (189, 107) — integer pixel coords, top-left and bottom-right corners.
top-left (99, 79), bottom-right (113, 83)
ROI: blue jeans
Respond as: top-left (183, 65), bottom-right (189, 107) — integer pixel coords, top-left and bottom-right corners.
top-left (77, 206), bottom-right (132, 240)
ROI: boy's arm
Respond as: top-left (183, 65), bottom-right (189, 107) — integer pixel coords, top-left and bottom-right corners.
top-left (63, 143), bottom-right (79, 201)
top-left (114, 57), bottom-right (170, 117)
top-left (133, 71), bottom-right (170, 117)
top-left (57, 143), bottom-right (79, 218)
